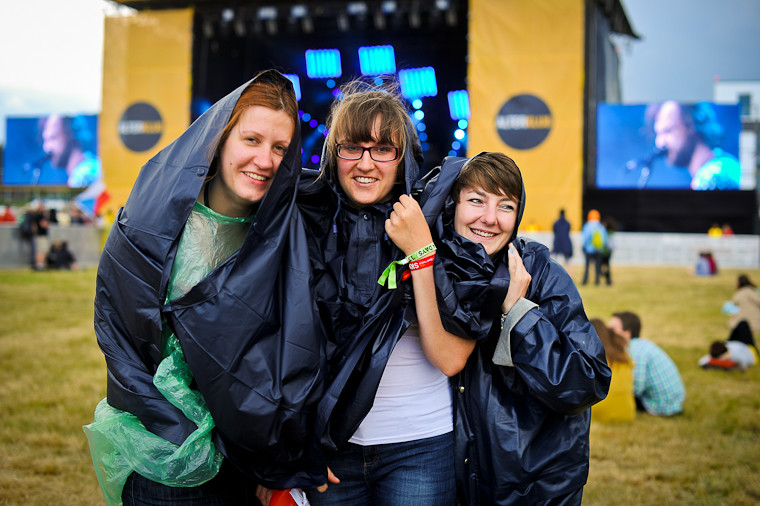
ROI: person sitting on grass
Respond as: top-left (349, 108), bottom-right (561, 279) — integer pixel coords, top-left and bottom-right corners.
top-left (609, 311), bottom-right (685, 416)
top-left (590, 318), bottom-right (635, 423)
top-left (699, 320), bottom-right (759, 371)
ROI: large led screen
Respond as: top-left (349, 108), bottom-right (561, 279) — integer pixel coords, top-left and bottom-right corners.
top-left (596, 102), bottom-right (746, 190)
top-left (3, 114), bottom-right (101, 188)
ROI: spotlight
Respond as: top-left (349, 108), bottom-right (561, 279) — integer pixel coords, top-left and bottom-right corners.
top-left (290, 5), bottom-right (307, 18)
top-left (381, 1), bottom-right (397, 14)
top-left (221, 8), bottom-right (234, 23)
top-left (346, 2), bottom-right (368, 16)
top-left (257, 6), bottom-right (277, 20)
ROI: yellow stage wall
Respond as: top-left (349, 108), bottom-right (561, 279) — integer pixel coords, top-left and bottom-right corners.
top-left (100, 2), bottom-right (586, 230)
top-left (467, 0), bottom-right (585, 231)
top-left (100, 8), bottom-right (193, 217)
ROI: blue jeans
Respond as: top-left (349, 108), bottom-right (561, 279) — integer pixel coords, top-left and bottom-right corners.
top-left (121, 462), bottom-right (260, 505)
top-left (306, 432), bottom-right (455, 506)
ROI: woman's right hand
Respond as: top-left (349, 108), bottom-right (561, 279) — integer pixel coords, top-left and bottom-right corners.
top-left (502, 244), bottom-right (531, 314)
top-left (385, 194), bottom-right (433, 257)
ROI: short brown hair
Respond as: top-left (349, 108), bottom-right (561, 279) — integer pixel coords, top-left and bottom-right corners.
top-left (612, 311), bottom-right (641, 338)
top-left (451, 152), bottom-right (522, 205)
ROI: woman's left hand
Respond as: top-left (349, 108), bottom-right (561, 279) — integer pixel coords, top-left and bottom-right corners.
top-left (385, 194), bottom-right (434, 256)
top-left (502, 244), bottom-right (531, 314)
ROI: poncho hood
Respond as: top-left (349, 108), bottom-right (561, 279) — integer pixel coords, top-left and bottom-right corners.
top-left (95, 70), bottom-right (327, 488)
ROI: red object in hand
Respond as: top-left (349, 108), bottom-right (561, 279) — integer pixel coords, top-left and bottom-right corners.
top-left (270, 489), bottom-right (309, 506)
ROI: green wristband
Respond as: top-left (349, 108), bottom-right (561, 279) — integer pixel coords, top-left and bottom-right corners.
top-left (378, 242), bottom-right (437, 289)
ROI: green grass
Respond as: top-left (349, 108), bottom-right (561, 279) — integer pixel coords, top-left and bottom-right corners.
top-left (578, 266), bottom-right (760, 506)
top-left (1, 266), bottom-right (759, 504)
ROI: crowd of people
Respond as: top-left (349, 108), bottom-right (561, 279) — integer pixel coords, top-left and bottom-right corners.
top-left (6, 200), bottom-right (90, 271)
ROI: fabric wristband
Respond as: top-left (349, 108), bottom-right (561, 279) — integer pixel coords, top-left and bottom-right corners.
top-left (378, 242), bottom-right (437, 289)
top-left (401, 252), bottom-right (436, 281)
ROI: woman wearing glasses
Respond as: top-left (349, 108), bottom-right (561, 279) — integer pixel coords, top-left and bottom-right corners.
top-left (297, 80), bottom-right (478, 505)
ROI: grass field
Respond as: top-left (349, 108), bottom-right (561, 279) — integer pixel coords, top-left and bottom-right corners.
top-left (1, 265), bottom-right (759, 505)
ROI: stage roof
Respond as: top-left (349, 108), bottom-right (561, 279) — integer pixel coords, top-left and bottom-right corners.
top-left (111, 0), bottom-right (640, 38)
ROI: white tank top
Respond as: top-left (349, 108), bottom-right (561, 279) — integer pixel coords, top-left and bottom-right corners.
top-left (349, 325), bottom-right (453, 445)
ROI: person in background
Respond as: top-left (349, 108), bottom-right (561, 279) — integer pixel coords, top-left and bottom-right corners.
top-left (0, 205), bottom-right (17, 223)
top-left (580, 209), bottom-right (607, 285)
top-left (724, 274), bottom-right (760, 334)
top-left (551, 208), bottom-right (573, 268)
top-left (699, 333), bottom-right (757, 371)
top-left (695, 251), bottom-right (718, 276)
top-left (609, 311), bottom-right (685, 416)
top-left (30, 201), bottom-right (51, 271)
top-left (599, 216), bottom-right (616, 286)
top-left (590, 319), bottom-right (635, 423)
top-left (408, 152), bottom-right (610, 505)
top-left (651, 100), bottom-right (741, 190)
top-left (84, 70), bottom-right (330, 505)
top-left (707, 223), bottom-right (723, 237)
top-left (45, 240), bottom-right (77, 270)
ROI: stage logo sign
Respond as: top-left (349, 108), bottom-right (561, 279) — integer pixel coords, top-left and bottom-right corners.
top-left (119, 102), bottom-right (163, 152)
top-left (495, 94), bottom-right (552, 149)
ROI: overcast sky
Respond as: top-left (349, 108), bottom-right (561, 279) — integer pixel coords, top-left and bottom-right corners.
top-left (1, 0), bottom-right (759, 144)
top-left (618, 0), bottom-right (760, 103)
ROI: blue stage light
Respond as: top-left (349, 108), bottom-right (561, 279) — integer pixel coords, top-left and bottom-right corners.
top-left (458, 119), bottom-right (468, 129)
top-left (283, 74), bottom-right (302, 101)
top-left (454, 128), bottom-right (465, 140)
top-left (412, 99), bottom-right (423, 110)
top-left (358, 45), bottom-right (396, 76)
top-left (305, 49), bottom-right (342, 78)
top-left (419, 132), bottom-right (428, 141)
top-left (302, 112), bottom-right (311, 122)
top-left (413, 110), bottom-right (425, 121)
top-left (399, 67), bottom-right (438, 99)
top-left (447, 90), bottom-right (470, 120)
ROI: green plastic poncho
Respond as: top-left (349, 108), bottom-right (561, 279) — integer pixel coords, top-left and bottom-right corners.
top-left (83, 202), bottom-right (252, 505)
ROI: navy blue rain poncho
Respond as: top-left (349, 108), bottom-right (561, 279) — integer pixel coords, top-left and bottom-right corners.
top-left (88, 71), bottom-right (327, 494)
top-left (419, 155), bottom-right (612, 505)
top-left (296, 134), bottom-right (493, 455)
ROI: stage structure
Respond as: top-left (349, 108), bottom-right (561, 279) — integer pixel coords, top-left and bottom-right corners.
top-left (103, 0), bottom-right (755, 233)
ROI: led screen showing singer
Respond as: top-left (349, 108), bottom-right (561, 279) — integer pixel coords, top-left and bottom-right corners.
top-left (595, 102), bottom-right (745, 190)
top-left (3, 114), bottom-right (100, 188)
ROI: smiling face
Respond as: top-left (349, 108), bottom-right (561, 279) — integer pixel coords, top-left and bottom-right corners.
top-left (454, 186), bottom-right (518, 257)
top-left (336, 115), bottom-right (401, 208)
top-left (211, 105), bottom-right (294, 217)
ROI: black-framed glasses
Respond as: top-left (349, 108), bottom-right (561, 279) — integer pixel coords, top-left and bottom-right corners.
top-left (336, 144), bottom-right (399, 162)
